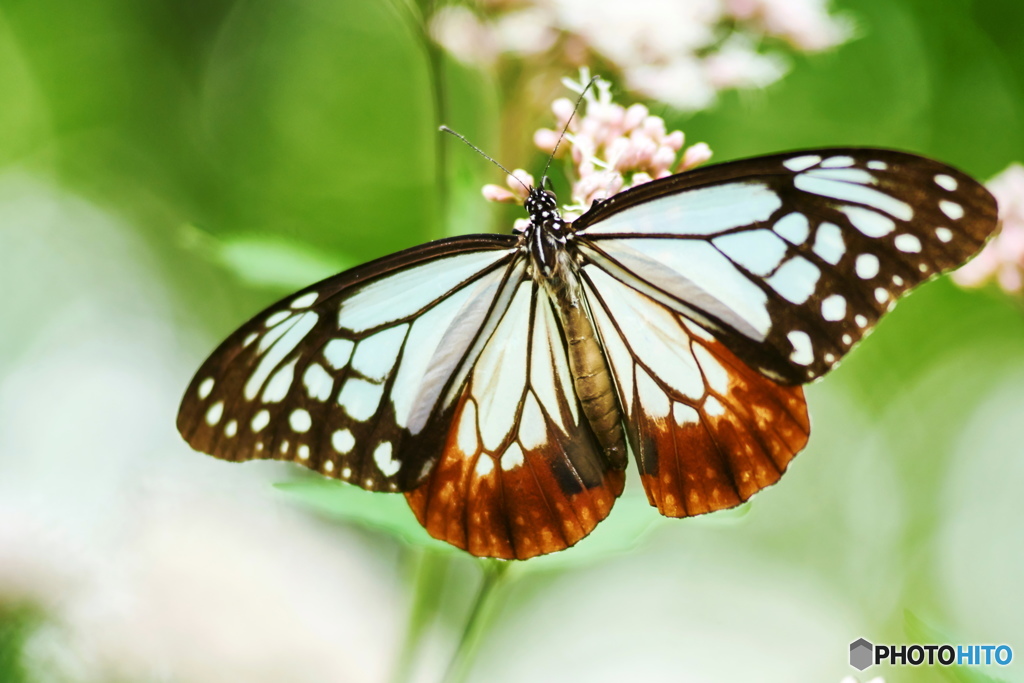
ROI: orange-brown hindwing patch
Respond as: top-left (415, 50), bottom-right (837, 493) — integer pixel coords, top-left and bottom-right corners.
top-left (405, 281), bottom-right (625, 559)
top-left (582, 265), bottom-right (809, 517)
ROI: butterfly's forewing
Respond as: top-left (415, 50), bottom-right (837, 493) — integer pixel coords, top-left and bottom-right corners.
top-left (406, 278), bottom-right (625, 559)
top-left (177, 235), bottom-right (520, 492)
top-left (574, 149), bottom-right (998, 384)
top-left (581, 265), bottom-right (809, 516)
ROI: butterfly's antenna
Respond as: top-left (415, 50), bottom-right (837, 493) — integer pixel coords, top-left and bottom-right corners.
top-left (540, 75), bottom-right (601, 188)
top-left (439, 125), bottom-right (531, 194)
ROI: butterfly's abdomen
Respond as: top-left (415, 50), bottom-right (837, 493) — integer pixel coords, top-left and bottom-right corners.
top-left (561, 299), bottom-right (628, 469)
top-left (538, 248), bottom-right (628, 470)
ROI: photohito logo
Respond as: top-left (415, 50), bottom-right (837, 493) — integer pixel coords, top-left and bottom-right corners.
top-left (849, 638), bottom-right (1013, 671)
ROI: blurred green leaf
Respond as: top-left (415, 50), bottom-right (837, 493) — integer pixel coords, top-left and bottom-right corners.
top-left (904, 611), bottom-right (1012, 683)
top-left (0, 605), bottom-right (41, 683)
top-left (180, 222), bottom-right (353, 290)
top-left (275, 477), bottom-right (456, 553)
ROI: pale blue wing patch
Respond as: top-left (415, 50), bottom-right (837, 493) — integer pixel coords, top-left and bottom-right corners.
top-left (578, 182), bottom-right (782, 237)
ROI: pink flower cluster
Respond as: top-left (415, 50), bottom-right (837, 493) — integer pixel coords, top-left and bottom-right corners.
top-left (953, 164), bottom-right (1024, 293)
top-left (484, 74), bottom-right (713, 219)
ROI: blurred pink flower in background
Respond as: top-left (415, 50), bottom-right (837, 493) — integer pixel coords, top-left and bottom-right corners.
top-left (430, 0), bottom-right (850, 110)
top-left (953, 163), bottom-right (1024, 293)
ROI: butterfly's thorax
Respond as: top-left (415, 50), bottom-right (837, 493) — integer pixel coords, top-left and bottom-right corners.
top-left (524, 189), bottom-right (627, 469)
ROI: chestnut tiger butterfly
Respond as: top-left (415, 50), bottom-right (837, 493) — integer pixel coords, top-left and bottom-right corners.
top-left (178, 147), bottom-right (997, 559)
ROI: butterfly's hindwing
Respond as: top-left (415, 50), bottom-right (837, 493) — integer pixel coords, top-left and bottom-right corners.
top-left (406, 279), bottom-right (625, 560)
top-left (177, 236), bottom-right (519, 492)
top-left (581, 264), bottom-right (810, 515)
top-left (575, 149), bottom-right (998, 384)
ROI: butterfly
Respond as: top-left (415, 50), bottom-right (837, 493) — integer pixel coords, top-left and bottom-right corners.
top-left (178, 149), bottom-right (997, 560)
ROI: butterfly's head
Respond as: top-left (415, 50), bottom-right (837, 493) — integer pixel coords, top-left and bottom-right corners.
top-left (524, 187), bottom-right (558, 217)
top-left (523, 187), bottom-right (567, 239)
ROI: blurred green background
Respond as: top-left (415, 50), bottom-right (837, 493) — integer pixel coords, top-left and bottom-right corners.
top-left (0, 0), bottom-right (1022, 682)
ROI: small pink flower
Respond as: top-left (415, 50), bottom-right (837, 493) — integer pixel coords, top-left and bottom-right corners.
top-left (679, 142), bottom-right (714, 171)
top-left (953, 163), bottom-right (1024, 294)
top-left (482, 169), bottom-right (535, 204)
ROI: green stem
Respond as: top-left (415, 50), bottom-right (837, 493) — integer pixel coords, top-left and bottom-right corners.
top-left (413, 0), bottom-right (449, 234)
top-left (390, 549), bottom-right (450, 683)
top-left (442, 560), bottom-right (512, 683)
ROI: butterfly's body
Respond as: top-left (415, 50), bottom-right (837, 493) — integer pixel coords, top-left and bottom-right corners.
top-left (525, 189), bottom-right (629, 470)
top-left (179, 148), bottom-right (998, 560)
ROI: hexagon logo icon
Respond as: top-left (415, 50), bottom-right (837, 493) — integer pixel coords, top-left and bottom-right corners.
top-left (850, 638), bottom-right (874, 671)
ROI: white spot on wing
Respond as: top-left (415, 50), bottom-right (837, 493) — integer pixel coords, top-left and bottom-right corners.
top-left (351, 325), bottom-right (408, 382)
top-left (246, 312), bottom-right (318, 400)
top-left (704, 396), bottom-right (726, 416)
top-left (855, 253), bottom-right (880, 279)
top-left (774, 212), bottom-right (810, 244)
top-left (519, 394), bottom-right (547, 450)
top-left (298, 445), bottom-right (310, 460)
top-left (457, 400), bottom-right (478, 455)
top-left (874, 287), bottom-right (889, 304)
top-left (894, 234), bottom-right (922, 253)
top-left (713, 229), bottom-right (789, 276)
top-left (787, 331), bottom-right (814, 365)
top-left (262, 359), bottom-right (298, 403)
top-left (266, 310), bottom-right (291, 327)
top-left (636, 369), bottom-right (670, 419)
top-left (290, 292), bottom-right (318, 309)
top-left (841, 206), bottom-right (895, 237)
top-left (940, 200), bottom-right (964, 220)
top-left (323, 339), bottom-right (355, 370)
top-left (337, 378), bottom-right (384, 421)
top-left (819, 155), bottom-right (856, 169)
top-left (475, 456), bottom-right (494, 476)
top-left (224, 419), bottom-right (238, 437)
top-left (796, 175), bottom-right (913, 220)
top-left (821, 294), bottom-right (847, 321)
top-left (806, 168), bottom-right (873, 184)
top-left (935, 227), bottom-right (953, 243)
top-left (243, 332), bottom-right (258, 348)
top-left (501, 443), bottom-right (525, 471)
top-left (303, 363), bottom-right (333, 401)
top-left (693, 346), bottom-right (730, 394)
top-left (198, 378), bottom-right (214, 400)
top-left (332, 429), bottom-right (355, 454)
top-left (766, 256), bottom-right (821, 305)
top-left (934, 174), bottom-right (958, 191)
top-left (251, 410), bottom-right (270, 432)
top-left (373, 442), bottom-right (400, 476)
top-left (324, 460), bottom-right (335, 473)
top-left (855, 314), bottom-right (868, 327)
top-left (783, 155), bottom-right (821, 172)
top-left (673, 403), bottom-right (699, 426)
top-left (867, 160), bottom-right (887, 170)
top-left (812, 223), bottom-right (845, 265)
top-left (289, 408), bottom-right (312, 433)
